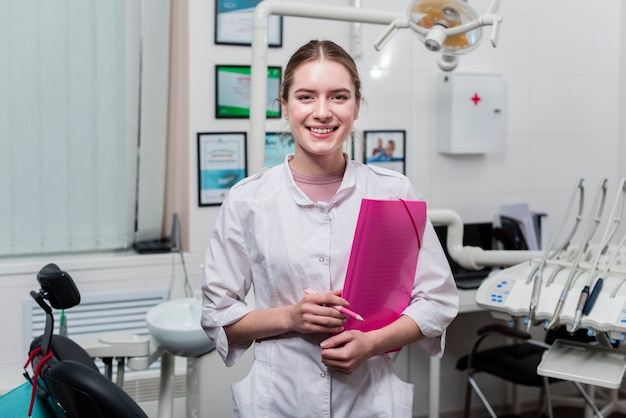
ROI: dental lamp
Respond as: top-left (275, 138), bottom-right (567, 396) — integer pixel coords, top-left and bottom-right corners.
top-left (375, 0), bottom-right (503, 71)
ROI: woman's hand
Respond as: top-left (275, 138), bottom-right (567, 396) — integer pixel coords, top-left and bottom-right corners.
top-left (290, 289), bottom-right (348, 335)
top-left (319, 315), bottom-right (423, 374)
top-left (319, 330), bottom-right (375, 374)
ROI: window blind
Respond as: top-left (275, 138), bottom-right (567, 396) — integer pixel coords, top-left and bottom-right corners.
top-left (0, 0), bottom-right (170, 256)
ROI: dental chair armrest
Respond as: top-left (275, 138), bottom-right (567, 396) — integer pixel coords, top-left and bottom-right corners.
top-left (476, 324), bottom-right (532, 340)
top-left (463, 323), bottom-right (542, 372)
top-left (469, 324), bottom-right (536, 362)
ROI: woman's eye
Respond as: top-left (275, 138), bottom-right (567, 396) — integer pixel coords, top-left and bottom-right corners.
top-left (333, 95), bottom-right (349, 101)
top-left (297, 95), bottom-right (313, 101)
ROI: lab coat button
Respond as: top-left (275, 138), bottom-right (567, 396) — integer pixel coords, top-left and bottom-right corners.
top-left (319, 256), bottom-right (325, 263)
top-left (320, 372), bottom-right (326, 378)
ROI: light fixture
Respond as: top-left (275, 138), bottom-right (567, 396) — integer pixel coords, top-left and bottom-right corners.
top-left (374, 0), bottom-right (503, 71)
top-left (409, 0), bottom-right (481, 53)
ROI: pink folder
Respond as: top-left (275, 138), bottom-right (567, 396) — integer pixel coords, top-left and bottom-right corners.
top-left (341, 199), bottom-right (427, 342)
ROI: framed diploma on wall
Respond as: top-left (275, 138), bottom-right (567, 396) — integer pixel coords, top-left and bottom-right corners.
top-left (215, 65), bottom-right (282, 119)
top-left (215, 0), bottom-right (283, 47)
top-left (197, 132), bottom-right (247, 206)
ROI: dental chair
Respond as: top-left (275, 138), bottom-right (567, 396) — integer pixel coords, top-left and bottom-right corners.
top-left (20, 263), bottom-right (149, 418)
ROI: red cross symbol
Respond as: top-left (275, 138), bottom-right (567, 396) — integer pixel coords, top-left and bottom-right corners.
top-left (471, 93), bottom-right (481, 106)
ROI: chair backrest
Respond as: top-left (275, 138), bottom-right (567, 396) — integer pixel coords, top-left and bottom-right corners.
top-left (45, 361), bottom-right (148, 418)
top-left (28, 334), bottom-right (149, 418)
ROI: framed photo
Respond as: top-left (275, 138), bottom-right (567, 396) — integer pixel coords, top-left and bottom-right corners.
top-left (215, 0), bottom-right (283, 47)
top-left (215, 65), bottom-right (282, 119)
top-left (364, 130), bottom-right (406, 174)
top-left (264, 132), bottom-right (294, 168)
top-left (197, 132), bottom-right (247, 206)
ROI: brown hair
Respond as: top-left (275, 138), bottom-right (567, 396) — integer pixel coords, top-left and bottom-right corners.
top-left (280, 40), bottom-right (362, 104)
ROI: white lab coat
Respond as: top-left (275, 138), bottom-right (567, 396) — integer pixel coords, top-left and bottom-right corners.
top-left (201, 157), bottom-right (459, 417)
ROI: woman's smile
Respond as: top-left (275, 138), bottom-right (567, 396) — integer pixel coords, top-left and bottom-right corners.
top-left (308, 126), bottom-right (339, 137)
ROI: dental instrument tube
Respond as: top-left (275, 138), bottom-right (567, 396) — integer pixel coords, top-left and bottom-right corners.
top-left (581, 178), bottom-right (626, 290)
top-left (525, 179), bottom-right (585, 331)
top-left (527, 270), bottom-right (541, 331)
top-left (545, 179), bottom-right (608, 330)
top-left (570, 285), bottom-right (589, 333)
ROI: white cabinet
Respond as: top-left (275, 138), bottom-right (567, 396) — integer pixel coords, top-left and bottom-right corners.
top-left (436, 73), bottom-right (504, 154)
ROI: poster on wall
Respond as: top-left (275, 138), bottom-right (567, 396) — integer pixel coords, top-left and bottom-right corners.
top-left (364, 130), bottom-right (406, 174)
top-left (264, 132), bottom-right (294, 168)
top-left (215, 0), bottom-right (283, 47)
top-left (215, 65), bottom-right (282, 119)
top-left (197, 132), bottom-right (247, 206)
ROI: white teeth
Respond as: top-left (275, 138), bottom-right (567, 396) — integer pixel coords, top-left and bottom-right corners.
top-left (310, 127), bottom-right (334, 134)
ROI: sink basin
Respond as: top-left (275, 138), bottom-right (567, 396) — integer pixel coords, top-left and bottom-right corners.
top-left (146, 298), bottom-right (215, 357)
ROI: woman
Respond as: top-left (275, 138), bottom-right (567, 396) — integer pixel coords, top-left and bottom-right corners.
top-left (201, 39), bottom-right (458, 417)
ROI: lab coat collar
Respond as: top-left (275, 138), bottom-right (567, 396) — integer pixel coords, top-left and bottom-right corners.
top-left (283, 153), bottom-right (356, 209)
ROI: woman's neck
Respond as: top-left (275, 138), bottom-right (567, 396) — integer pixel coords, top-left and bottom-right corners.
top-left (288, 151), bottom-right (346, 176)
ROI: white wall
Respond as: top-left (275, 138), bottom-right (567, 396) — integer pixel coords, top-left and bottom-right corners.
top-left (189, 0), bottom-right (623, 254)
top-left (186, 0), bottom-right (625, 416)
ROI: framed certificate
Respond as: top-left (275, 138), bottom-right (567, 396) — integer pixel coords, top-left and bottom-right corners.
top-left (364, 130), bottom-right (406, 174)
top-left (215, 65), bottom-right (282, 119)
top-left (264, 132), bottom-right (294, 168)
top-left (197, 132), bottom-right (247, 206)
top-left (215, 0), bottom-right (283, 47)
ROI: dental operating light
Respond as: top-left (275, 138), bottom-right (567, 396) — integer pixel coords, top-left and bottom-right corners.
top-left (374, 0), bottom-right (503, 71)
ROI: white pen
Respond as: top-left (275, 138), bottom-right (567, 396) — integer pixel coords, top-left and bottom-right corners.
top-left (304, 288), bottom-right (365, 322)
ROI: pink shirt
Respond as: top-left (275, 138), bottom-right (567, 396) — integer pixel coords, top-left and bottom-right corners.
top-left (290, 166), bottom-right (344, 203)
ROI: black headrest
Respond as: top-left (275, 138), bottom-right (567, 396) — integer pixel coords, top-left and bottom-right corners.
top-left (37, 263), bottom-right (81, 310)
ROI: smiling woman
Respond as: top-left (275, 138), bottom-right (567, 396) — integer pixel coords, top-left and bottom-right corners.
top-left (201, 39), bottom-right (458, 418)
top-left (0, 0), bottom-right (171, 256)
